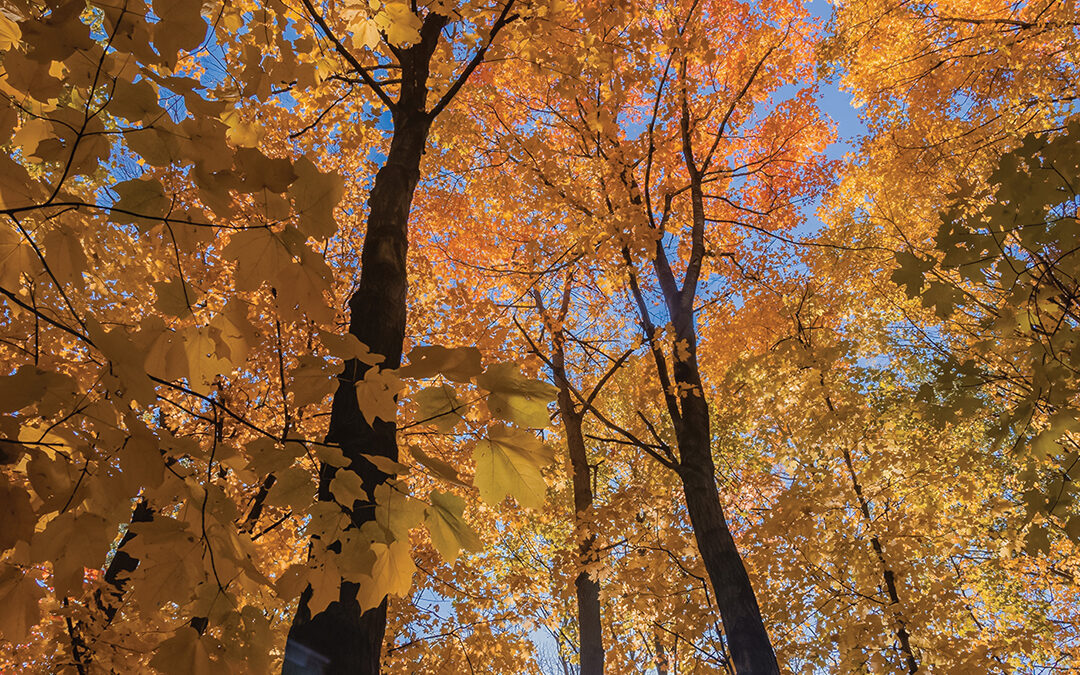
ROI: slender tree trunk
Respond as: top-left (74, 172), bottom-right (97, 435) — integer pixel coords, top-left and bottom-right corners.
top-left (550, 334), bottom-right (605, 675)
top-left (670, 335), bottom-right (779, 675)
top-left (283, 21), bottom-right (444, 673)
top-left (841, 446), bottom-right (919, 673)
top-left (631, 99), bottom-right (779, 672)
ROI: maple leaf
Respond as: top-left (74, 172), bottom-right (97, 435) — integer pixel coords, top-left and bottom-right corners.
top-left (355, 368), bottom-right (404, 424)
top-left (149, 627), bottom-right (215, 675)
top-left (474, 362), bottom-right (558, 428)
top-left (473, 425), bottom-right (555, 509)
top-left (409, 444), bottom-right (469, 486)
top-left (356, 540), bottom-right (415, 611)
top-left (0, 566), bottom-right (44, 643)
top-left (425, 491), bottom-right (482, 563)
top-left (411, 384), bottom-right (464, 431)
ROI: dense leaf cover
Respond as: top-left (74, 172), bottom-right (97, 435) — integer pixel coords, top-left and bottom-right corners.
top-left (0, 0), bottom-right (1078, 673)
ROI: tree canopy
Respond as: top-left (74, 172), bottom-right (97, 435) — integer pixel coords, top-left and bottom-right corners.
top-left (0, 0), bottom-right (1078, 673)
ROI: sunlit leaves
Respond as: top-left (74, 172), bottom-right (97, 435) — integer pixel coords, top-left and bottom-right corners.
top-left (356, 540), bottom-right (416, 611)
top-left (475, 362), bottom-right (558, 428)
top-left (425, 491), bottom-right (482, 563)
top-left (473, 425), bottom-right (555, 509)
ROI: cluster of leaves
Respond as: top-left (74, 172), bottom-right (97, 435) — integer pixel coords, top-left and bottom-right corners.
top-left (0, 0), bottom-right (1079, 672)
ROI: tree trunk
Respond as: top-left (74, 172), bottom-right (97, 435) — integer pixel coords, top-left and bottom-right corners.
top-left (283, 23), bottom-right (442, 671)
top-left (671, 337), bottom-right (778, 675)
top-left (841, 445), bottom-right (919, 673)
top-left (550, 336), bottom-right (605, 675)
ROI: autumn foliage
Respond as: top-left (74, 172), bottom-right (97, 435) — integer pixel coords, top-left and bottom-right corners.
top-left (0, 0), bottom-right (1078, 673)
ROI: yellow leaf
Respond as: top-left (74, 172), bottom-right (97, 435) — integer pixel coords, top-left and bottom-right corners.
top-left (111, 178), bottom-right (171, 228)
top-left (31, 511), bottom-right (111, 599)
top-left (184, 326), bottom-right (231, 395)
top-left (290, 157), bottom-right (343, 239)
top-left (315, 443), bottom-right (350, 468)
top-left (329, 469), bottom-right (368, 507)
top-left (409, 445), bottom-right (468, 486)
top-left (265, 467), bottom-right (314, 512)
top-left (473, 425), bottom-right (554, 509)
top-left (474, 362), bottom-right (557, 427)
top-left (222, 228), bottom-right (293, 292)
top-left (12, 119), bottom-right (53, 158)
top-left (356, 540), bottom-right (414, 611)
top-left (208, 300), bottom-right (255, 367)
top-left (352, 17), bottom-right (381, 50)
top-left (221, 110), bottom-right (264, 148)
top-left (0, 220), bottom-right (36, 286)
top-left (0, 565), bottom-right (44, 643)
top-left (0, 14), bottom-right (21, 50)
top-left (108, 78), bottom-right (161, 123)
top-left (399, 345), bottom-right (482, 382)
top-left (355, 368), bottom-right (403, 424)
top-left (319, 331), bottom-right (384, 365)
top-left (153, 278), bottom-right (198, 317)
top-left (307, 555), bottom-right (341, 615)
top-left (149, 627), bottom-right (214, 675)
top-left (411, 384), bottom-right (464, 431)
top-left (0, 478), bottom-right (34, 552)
top-left (42, 226), bottom-right (86, 289)
top-left (374, 2), bottom-right (421, 46)
top-left (373, 481), bottom-right (424, 541)
top-left (425, 491), bottom-right (481, 563)
top-left (288, 355), bottom-right (337, 407)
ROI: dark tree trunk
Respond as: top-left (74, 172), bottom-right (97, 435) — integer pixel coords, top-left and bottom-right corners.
top-left (667, 325), bottom-right (777, 675)
top-left (626, 109), bottom-right (780, 673)
top-left (283, 18), bottom-right (445, 674)
top-left (550, 334), bottom-right (605, 675)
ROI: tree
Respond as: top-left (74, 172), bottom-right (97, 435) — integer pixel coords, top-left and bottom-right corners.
top-left (0, 0), bottom-right (551, 672)
top-left (445, 0), bottom-right (832, 669)
top-left (3, 0), bottom-right (1080, 672)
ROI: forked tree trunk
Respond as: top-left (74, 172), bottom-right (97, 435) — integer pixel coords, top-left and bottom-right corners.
top-left (621, 95), bottom-right (780, 669)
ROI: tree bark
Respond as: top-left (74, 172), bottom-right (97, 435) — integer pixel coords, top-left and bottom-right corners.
top-left (621, 94), bottom-right (779, 670)
top-left (549, 333), bottom-right (605, 675)
top-left (669, 332), bottom-right (779, 675)
top-left (283, 18), bottom-right (444, 674)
